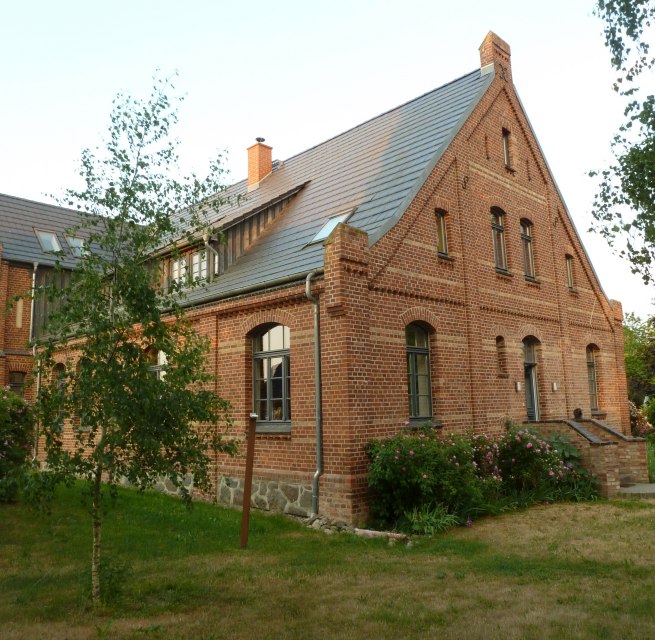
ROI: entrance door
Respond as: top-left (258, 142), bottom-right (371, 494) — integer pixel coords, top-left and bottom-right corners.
top-left (523, 338), bottom-right (539, 421)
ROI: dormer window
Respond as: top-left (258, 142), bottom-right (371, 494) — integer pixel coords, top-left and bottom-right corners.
top-left (65, 235), bottom-right (85, 257)
top-left (191, 250), bottom-right (208, 281)
top-left (35, 229), bottom-right (62, 253)
top-left (171, 256), bottom-right (187, 285)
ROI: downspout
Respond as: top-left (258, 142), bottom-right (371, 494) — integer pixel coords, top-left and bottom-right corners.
top-left (29, 262), bottom-right (40, 463)
top-left (203, 231), bottom-right (221, 280)
top-left (305, 271), bottom-right (323, 516)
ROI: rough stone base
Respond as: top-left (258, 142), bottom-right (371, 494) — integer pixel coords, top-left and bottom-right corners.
top-left (218, 476), bottom-right (313, 517)
top-left (119, 474), bottom-right (194, 498)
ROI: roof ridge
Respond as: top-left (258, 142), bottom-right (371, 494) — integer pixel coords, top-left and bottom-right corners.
top-left (229, 68), bottom-right (481, 187)
top-left (0, 191), bottom-right (82, 216)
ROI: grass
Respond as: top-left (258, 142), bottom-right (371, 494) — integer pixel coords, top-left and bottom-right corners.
top-left (2, 485), bottom-right (655, 639)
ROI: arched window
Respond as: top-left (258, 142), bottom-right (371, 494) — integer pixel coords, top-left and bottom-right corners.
top-left (523, 337), bottom-right (540, 421)
top-left (495, 336), bottom-right (508, 377)
top-left (520, 219), bottom-right (535, 279)
top-left (8, 371), bottom-right (26, 396)
top-left (587, 345), bottom-right (600, 412)
top-left (406, 323), bottom-right (432, 419)
top-left (435, 209), bottom-right (449, 257)
top-left (253, 324), bottom-right (291, 424)
top-left (491, 207), bottom-right (507, 271)
top-left (53, 363), bottom-right (67, 432)
top-left (565, 254), bottom-right (575, 290)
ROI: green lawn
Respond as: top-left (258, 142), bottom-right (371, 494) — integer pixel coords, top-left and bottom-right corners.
top-left (2, 484), bottom-right (655, 639)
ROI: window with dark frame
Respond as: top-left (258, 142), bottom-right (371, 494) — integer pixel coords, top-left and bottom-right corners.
top-left (8, 371), bottom-right (26, 396)
top-left (491, 208), bottom-right (508, 271)
top-left (406, 323), bottom-right (432, 420)
top-left (502, 128), bottom-right (512, 169)
top-left (53, 363), bottom-right (66, 432)
top-left (520, 219), bottom-right (535, 279)
top-left (253, 324), bottom-right (291, 425)
top-left (566, 254), bottom-right (575, 290)
top-left (495, 336), bottom-right (508, 377)
top-left (435, 209), bottom-right (448, 257)
top-left (587, 345), bottom-right (599, 412)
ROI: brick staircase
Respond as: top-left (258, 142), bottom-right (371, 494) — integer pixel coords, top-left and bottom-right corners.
top-left (528, 420), bottom-right (648, 498)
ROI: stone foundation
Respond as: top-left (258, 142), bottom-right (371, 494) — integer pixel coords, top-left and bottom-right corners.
top-left (218, 476), bottom-right (313, 517)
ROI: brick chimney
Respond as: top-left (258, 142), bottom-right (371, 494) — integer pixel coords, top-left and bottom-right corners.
top-left (479, 31), bottom-right (511, 81)
top-left (247, 137), bottom-right (272, 190)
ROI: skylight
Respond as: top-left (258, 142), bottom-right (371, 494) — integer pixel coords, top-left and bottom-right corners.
top-left (65, 235), bottom-right (86, 257)
top-left (309, 210), bottom-right (353, 244)
top-left (34, 229), bottom-right (62, 253)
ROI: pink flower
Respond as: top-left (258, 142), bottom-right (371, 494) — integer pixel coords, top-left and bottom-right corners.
top-left (409, 450), bottom-right (414, 456)
top-left (526, 442), bottom-right (533, 449)
top-left (403, 421), bottom-right (410, 426)
top-left (549, 470), bottom-right (555, 477)
top-left (422, 473), bottom-right (428, 479)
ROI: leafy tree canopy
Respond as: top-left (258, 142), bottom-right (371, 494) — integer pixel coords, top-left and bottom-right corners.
top-left (591, 1), bottom-right (655, 283)
top-left (623, 311), bottom-right (655, 404)
top-left (35, 74), bottom-right (236, 605)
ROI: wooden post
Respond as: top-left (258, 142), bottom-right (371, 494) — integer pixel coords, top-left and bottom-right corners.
top-left (240, 413), bottom-right (258, 549)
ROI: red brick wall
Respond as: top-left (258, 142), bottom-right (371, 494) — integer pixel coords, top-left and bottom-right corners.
top-left (1, 254), bottom-right (35, 398)
top-left (204, 55), bottom-right (631, 522)
top-left (34, 42), bottom-right (634, 524)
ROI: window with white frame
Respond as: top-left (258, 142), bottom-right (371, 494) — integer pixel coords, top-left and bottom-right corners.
top-left (191, 250), bottom-right (208, 282)
top-left (171, 256), bottom-right (187, 285)
top-left (253, 324), bottom-right (291, 426)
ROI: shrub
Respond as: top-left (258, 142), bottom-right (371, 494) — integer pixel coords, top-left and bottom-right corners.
top-left (0, 387), bottom-right (34, 502)
top-left (630, 401), bottom-right (653, 438)
top-left (367, 425), bottom-right (597, 531)
top-left (366, 429), bottom-right (487, 523)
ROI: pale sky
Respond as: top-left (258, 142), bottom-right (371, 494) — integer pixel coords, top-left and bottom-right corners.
top-left (2, 0), bottom-right (653, 319)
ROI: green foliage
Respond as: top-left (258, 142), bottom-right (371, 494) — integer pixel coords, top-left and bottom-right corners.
top-left (590, 1), bottom-right (655, 282)
top-left (646, 432), bottom-right (655, 482)
top-left (623, 313), bottom-right (655, 405)
top-left (402, 504), bottom-right (459, 536)
top-left (630, 400), bottom-right (653, 436)
top-left (0, 388), bottom-right (34, 502)
top-left (32, 74), bottom-right (236, 604)
top-left (366, 430), bottom-right (487, 524)
top-left (367, 426), bottom-right (598, 532)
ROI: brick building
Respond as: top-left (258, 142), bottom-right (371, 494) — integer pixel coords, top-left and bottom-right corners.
top-left (0, 194), bottom-right (86, 399)
top-left (3, 32), bottom-right (645, 520)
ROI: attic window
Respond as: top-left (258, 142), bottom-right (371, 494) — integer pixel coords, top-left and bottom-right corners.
top-left (309, 210), bottom-right (353, 244)
top-left (65, 235), bottom-right (85, 257)
top-left (34, 230), bottom-right (62, 253)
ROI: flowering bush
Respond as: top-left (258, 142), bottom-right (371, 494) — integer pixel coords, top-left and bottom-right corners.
top-left (367, 429), bottom-right (488, 524)
top-left (629, 401), bottom-right (653, 438)
top-left (367, 425), bottom-right (597, 531)
top-left (0, 387), bottom-right (34, 502)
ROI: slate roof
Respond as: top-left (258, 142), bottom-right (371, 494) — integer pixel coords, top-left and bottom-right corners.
top-left (182, 68), bottom-right (493, 305)
top-left (0, 193), bottom-right (88, 269)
